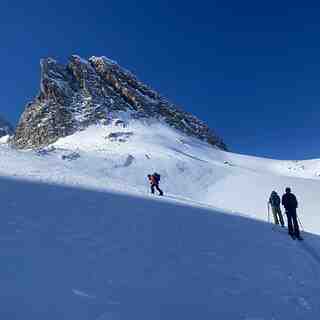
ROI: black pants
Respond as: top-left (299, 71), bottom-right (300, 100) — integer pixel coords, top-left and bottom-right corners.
top-left (285, 209), bottom-right (300, 237)
top-left (151, 184), bottom-right (163, 195)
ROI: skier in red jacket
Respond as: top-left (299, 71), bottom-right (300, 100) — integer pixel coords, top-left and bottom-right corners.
top-left (147, 173), bottom-right (163, 196)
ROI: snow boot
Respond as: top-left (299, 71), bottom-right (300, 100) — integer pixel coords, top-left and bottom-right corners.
top-left (289, 233), bottom-right (296, 240)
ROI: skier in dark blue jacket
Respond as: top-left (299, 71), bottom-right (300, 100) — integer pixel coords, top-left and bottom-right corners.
top-left (282, 187), bottom-right (302, 240)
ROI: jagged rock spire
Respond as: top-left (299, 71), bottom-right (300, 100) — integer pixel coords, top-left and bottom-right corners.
top-left (13, 55), bottom-right (227, 150)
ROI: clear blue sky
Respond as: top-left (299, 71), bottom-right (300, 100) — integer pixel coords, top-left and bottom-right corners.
top-left (1, 0), bottom-right (319, 159)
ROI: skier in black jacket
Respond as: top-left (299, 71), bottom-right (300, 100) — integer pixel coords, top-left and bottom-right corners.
top-left (282, 187), bottom-right (302, 240)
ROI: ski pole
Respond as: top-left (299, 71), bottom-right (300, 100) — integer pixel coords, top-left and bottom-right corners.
top-left (297, 216), bottom-right (304, 233)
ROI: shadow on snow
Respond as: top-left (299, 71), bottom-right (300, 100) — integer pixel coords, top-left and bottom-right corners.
top-left (0, 176), bottom-right (320, 319)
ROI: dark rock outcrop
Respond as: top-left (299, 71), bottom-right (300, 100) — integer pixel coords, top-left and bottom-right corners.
top-left (13, 55), bottom-right (227, 150)
top-left (0, 116), bottom-right (14, 138)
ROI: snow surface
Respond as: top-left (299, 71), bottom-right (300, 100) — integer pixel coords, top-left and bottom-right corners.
top-left (1, 117), bottom-right (320, 319)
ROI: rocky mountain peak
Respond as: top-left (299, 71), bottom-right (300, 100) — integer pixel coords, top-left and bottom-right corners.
top-left (13, 55), bottom-right (227, 150)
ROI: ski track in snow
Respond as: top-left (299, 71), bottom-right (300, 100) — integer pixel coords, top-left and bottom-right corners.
top-left (72, 289), bottom-right (96, 299)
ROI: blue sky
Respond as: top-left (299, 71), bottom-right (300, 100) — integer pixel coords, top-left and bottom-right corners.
top-left (0, 0), bottom-right (319, 159)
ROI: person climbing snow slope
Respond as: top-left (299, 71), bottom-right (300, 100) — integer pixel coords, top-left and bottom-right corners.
top-left (147, 173), bottom-right (163, 196)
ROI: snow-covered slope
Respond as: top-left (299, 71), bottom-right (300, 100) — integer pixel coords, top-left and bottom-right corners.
top-left (2, 116), bottom-right (320, 318)
top-left (2, 176), bottom-right (320, 319)
top-left (1, 116), bottom-right (320, 233)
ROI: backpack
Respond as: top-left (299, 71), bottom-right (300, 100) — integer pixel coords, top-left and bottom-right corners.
top-left (271, 193), bottom-right (280, 207)
top-left (153, 172), bottom-right (161, 183)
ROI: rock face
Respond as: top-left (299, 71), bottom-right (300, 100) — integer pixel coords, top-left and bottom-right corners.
top-left (13, 55), bottom-right (227, 150)
top-left (0, 116), bottom-right (14, 138)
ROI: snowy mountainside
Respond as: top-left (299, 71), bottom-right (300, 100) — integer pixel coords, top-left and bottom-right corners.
top-left (1, 117), bottom-right (320, 233)
top-left (2, 117), bottom-right (320, 318)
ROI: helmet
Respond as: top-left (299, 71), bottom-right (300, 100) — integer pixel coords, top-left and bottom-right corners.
top-left (285, 187), bottom-right (291, 193)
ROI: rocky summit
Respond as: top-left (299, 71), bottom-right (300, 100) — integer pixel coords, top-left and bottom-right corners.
top-left (13, 55), bottom-right (226, 150)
